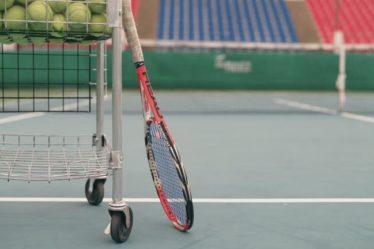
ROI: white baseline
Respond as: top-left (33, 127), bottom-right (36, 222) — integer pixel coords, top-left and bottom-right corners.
top-left (0, 99), bottom-right (95, 125)
top-left (274, 98), bottom-right (374, 124)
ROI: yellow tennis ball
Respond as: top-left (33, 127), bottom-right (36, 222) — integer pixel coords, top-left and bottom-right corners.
top-left (65, 36), bottom-right (82, 43)
top-left (27, 0), bottom-right (54, 31)
top-left (0, 34), bottom-right (11, 43)
top-left (52, 14), bottom-right (66, 32)
top-left (88, 0), bottom-right (106, 14)
top-left (4, 5), bottom-right (26, 30)
top-left (0, 38), bottom-right (13, 44)
top-left (10, 33), bottom-right (26, 43)
top-left (48, 37), bottom-right (63, 44)
top-left (15, 37), bottom-right (29, 45)
top-left (66, 2), bottom-right (91, 32)
top-left (89, 14), bottom-right (108, 36)
top-left (15, 0), bottom-right (36, 6)
top-left (0, 0), bottom-right (15, 11)
top-left (0, 12), bottom-right (3, 29)
top-left (49, 0), bottom-right (68, 14)
top-left (51, 13), bottom-right (66, 37)
top-left (29, 36), bottom-right (47, 45)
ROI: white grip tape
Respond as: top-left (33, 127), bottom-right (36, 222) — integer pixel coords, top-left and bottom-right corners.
top-left (122, 0), bottom-right (144, 62)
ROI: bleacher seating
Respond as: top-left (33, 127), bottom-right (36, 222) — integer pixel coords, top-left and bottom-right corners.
top-left (307, 0), bottom-right (374, 44)
top-left (157, 0), bottom-right (298, 43)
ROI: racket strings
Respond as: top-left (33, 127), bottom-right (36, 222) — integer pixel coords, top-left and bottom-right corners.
top-left (149, 122), bottom-right (188, 225)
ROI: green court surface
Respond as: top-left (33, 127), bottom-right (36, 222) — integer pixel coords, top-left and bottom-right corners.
top-left (0, 91), bottom-right (374, 248)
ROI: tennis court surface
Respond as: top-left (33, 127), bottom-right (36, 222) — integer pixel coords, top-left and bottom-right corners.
top-left (0, 90), bottom-right (373, 249)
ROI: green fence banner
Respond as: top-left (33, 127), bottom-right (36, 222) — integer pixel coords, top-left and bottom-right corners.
top-left (2, 49), bottom-right (374, 90)
top-left (112, 50), bottom-right (374, 90)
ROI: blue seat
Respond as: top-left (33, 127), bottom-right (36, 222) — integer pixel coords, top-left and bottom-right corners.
top-left (157, 0), bottom-right (298, 43)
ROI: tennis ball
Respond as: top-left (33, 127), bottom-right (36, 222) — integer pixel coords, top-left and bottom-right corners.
top-left (9, 32), bottom-right (26, 43)
top-left (4, 5), bottom-right (26, 30)
top-left (66, 2), bottom-right (91, 32)
top-left (88, 0), bottom-right (106, 14)
top-left (27, 0), bottom-right (54, 31)
top-left (15, 0), bottom-right (36, 6)
top-left (29, 36), bottom-right (46, 45)
top-left (0, 0), bottom-right (15, 11)
top-left (16, 37), bottom-right (29, 45)
top-left (65, 36), bottom-right (82, 43)
top-left (89, 14), bottom-right (107, 36)
top-left (0, 12), bottom-right (3, 30)
top-left (49, 0), bottom-right (67, 13)
top-left (0, 38), bottom-right (13, 44)
top-left (0, 34), bottom-right (10, 43)
top-left (48, 37), bottom-right (63, 44)
top-left (52, 13), bottom-right (66, 34)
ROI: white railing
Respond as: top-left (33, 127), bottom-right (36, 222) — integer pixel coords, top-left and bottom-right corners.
top-left (139, 39), bottom-right (374, 52)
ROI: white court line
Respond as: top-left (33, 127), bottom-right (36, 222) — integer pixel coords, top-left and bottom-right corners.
top-left (274, 98), bottom-right (374, 124)
top-left (274, 98), bottom-right (337, 115)
top-left (340, 112), bottom-right (374, 124)
top-left (0, 99), bottom-right (95, 125)
top-left (0, 197), bottom-right (374, 204)
top-left (50, 99), bottom-right (92, 112)
top-left (0, 112), bottom-right (45, 125)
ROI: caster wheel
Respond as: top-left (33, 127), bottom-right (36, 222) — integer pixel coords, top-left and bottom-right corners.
top-left (85, 179), bottom-right (105, 206)
top-left (110, 207), bottom-right (133, 243)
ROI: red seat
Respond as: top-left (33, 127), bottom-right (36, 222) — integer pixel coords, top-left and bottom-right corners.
top-left (307, 0), bottom-right (374, 44)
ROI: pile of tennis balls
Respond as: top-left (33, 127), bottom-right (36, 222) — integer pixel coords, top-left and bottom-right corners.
top-left (0, 0), bottom-right (110, 44)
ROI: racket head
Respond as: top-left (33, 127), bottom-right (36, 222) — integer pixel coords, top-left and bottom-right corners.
top-left (145, 120), bottom-right (194, 231)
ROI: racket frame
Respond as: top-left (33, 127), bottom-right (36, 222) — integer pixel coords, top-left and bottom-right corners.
top-left (121, 0), bottom-right (193, 231)
top-left (136, 62), bottom-right (194, 231)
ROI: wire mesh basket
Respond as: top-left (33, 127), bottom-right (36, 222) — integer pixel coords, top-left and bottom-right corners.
top-left (0, 134), bottom-right (112, 182)
top-left (0, 44), bottom-right (96, 112)
top-left (0, 0), bottom-right (111, 44)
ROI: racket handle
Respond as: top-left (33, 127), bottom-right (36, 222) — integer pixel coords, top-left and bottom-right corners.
top-left (122, 0), bottom-right (144, 63)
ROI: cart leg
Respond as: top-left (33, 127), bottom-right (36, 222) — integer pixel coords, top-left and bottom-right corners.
top-left (96, 42), bottom-right (106, 153)
top-left (107, 15), bottom-right (133, 243)
top-left (85, 42), bottom-right (107, 206)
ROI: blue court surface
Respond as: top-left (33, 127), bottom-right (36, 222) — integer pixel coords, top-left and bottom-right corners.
top-left (0, 91), bottom-right (374, 249)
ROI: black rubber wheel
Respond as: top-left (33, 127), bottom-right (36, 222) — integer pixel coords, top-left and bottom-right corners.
top-left (85, 179), bottom-right (105, 206)
top-left (110, 207), bottom-right (133, 243)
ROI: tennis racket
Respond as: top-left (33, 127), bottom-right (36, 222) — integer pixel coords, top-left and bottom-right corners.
top-left (122, 0), bottom-right (194, 231)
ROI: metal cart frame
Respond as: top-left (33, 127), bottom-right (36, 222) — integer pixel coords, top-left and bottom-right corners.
top-left (0, 0), bottom-right (133, 243)
top-left (91, 4), bottom-right (133, 239)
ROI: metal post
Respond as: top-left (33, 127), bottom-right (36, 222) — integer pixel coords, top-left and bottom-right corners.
top-left (334, 31), bottom-right (346, 112)
top-left (337, 45), bottom-right (346, 112)
top-left (96, 42), bottom-right (105, 147)
top-left (111, 28), bottom-right (124, 203)
top-left (104, 1), bottom-right (133, 242)
top-left (104, 0), bottom-right (125, 206)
